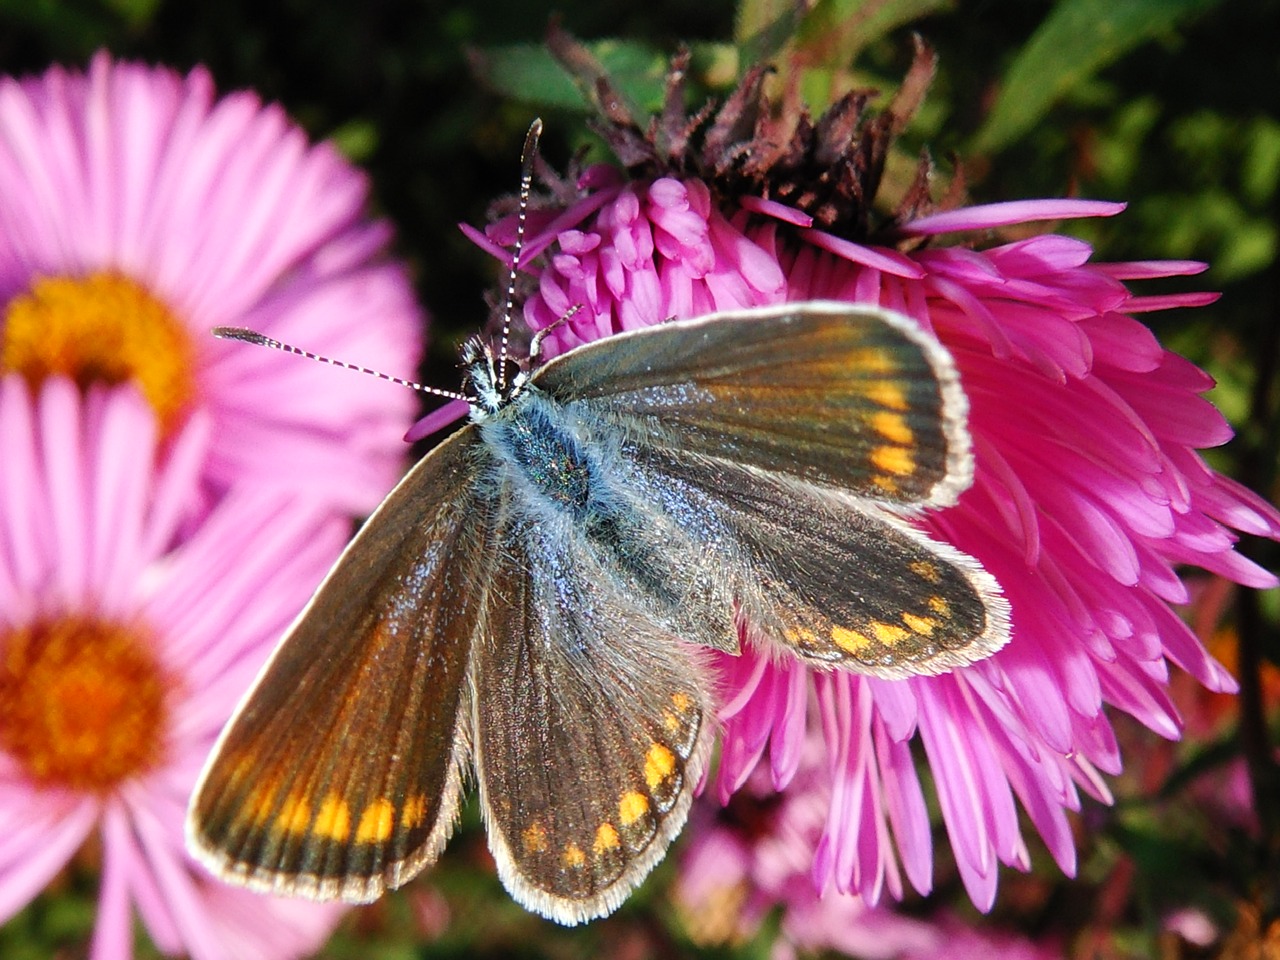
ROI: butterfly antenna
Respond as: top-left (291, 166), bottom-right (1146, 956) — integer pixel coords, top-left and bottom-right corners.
top-left (212, 327), bottom-right (468, 402)
top-left (496, 117), bottom-right (543, 390)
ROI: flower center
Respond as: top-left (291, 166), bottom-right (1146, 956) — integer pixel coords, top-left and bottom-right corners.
top-left (2, 272), bottom-right (195, 434)
top-left (0, 614), bottom-right (169, 793)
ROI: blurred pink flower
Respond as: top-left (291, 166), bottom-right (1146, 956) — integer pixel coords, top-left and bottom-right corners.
top-left (902, 914), bottom-right (1065, 960)
top-left (1163, 906), bottom-right (1219, 948)
top-left (0, 53), bottom-right (423, 513)
top-left (476, 168), bottom-right (1280, 910)
top-left (0, 376), bottom-right (350, 960)
top-left (678, 732), bottom-right (938, 959)
top-left (679, 733), bottom-right (1063, 960)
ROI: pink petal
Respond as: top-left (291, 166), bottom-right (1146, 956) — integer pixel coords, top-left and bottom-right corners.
top-left (739, 193), bottom-right (814, 227)
top-left (900, 199), bottom-right (1127, 235)
top-left (803, 229), bottom-right (926, 278)
top-left (1095, 259), bottom-right (1208, 280)
top-left (92, 804), bottom-right (138, 960)
top-left (0, 797), bottom-right (97, 923)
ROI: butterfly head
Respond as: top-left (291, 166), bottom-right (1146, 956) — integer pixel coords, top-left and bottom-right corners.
top-left (461, 336), bottom-right (532, 417)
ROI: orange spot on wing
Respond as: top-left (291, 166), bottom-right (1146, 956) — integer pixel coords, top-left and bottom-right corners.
top-left (871, 411), bottom-right (914, 444)
top-left (522, 821), bottom-right (549, 854)
top-left (563, 842), bottom-right (586, 868)
top-left (594, 822), bottom-right (620, 854)
top-left (902, 613), bottom-right (938, 636)
top-left (644, 743), bottom-right (676, 789)
top-left (863, 380), bottom-right (909, 411)
top-left (275, 794), bottom-right (311, 834)
top-left (246, 776), bottom-right (282, 827)
top-left (784, 626), bottom-right (819, 647)
top-left (870, 621), bottom-right (910, 645)
top-left (400, 793), bottom-right (428, 829)
top-left (619, 791), bottom-right (649, 826)
top-left (873, 475), bottom-right (901, 495)
top-left (314, 794), bottom-right (352, 841)
top-left (355, 798), bottom-right (395, 843)
top-left (831, 625), bottom-right (872, 654)
top-left (871, 444), bottom-right (915, 477)
top-left (910, 560), bottom-right (942, 583)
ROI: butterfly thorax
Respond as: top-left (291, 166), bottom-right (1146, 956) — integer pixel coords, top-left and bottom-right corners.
top-left (460, 337), bottom-right (606, 522)
top-left (478, 389), bottom-right (599, 519)
top-left (472, 373), bottom-right (688, 622)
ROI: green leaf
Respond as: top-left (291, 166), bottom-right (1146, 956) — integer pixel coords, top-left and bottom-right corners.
top-left (972, 0), bottom-right (1224, 154)
top-left (471, 44), bottom-right (585, 112)
top-left (100, 0), bottom-right (164, 28)
top-left (0, 0), bottom-right (115, 53)
top-left (735, 0), bottom-right (805, 64)
top-left (472, 40), bottom-right (672, 115)
top-left (328, 119), bottom-right (379, 165)
top-left (1242, 117), bottom-right (1280, 205)
top-left (736, 0), bottom-right (953, 79)
top-left (796, 0), bottom-right (954, 60)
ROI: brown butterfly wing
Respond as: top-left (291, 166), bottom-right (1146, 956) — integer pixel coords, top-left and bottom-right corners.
top-left (533, 301), bottom-right (973, 508)
top-left (470, 511), bottom-right (713, 924)
top-left (187, 425), bottom-right (496, 902)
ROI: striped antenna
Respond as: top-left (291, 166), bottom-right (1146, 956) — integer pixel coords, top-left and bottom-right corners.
top-left (496, 117), bottom-right (543, 389)
top-left (212, 327), bottom-right (468, 402)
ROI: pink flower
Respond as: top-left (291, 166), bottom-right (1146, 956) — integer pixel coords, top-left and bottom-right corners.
top-left (476, 163), bottom-right (1280, 910)
top-left (902, 914), bottom-right (1065, 960)
top-left (678, 734), bottom-right (1064, 960)
top-left (0, 376), bottom-right (350, 959)
top-left (677, 732), bottom-right (940, 959)
top-left (0, 53), bottom-right (423, 513)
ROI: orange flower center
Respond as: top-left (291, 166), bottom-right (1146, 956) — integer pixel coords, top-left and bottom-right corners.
top-left (2, 272), bottom-right (195, 435)
top-left (0, 614), bottom-right (170, 793)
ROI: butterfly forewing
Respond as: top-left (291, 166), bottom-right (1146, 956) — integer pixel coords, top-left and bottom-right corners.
top-left (533, 301), bottom-right (971, 508)
top-left (472, 509), bottom-right (712, 924)
top-left (187, 426), bottom-right (494, 902)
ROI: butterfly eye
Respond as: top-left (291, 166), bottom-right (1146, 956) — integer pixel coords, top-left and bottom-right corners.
top-left (499, 357), bottom-right (523, 389)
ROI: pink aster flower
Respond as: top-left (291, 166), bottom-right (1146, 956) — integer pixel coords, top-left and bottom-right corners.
top-left (677, 732), bottom-right (939, 958)
top-left (0, 53), bottom-right (422, 513)
top-left (678, 733), bottom-right (1064, 960)
top-left (471, 42), bottom-right (1280, 914)
top-left (0, 376), bottom-right (351, 959)
top-left (902, 914), bottom-right (1065, 960)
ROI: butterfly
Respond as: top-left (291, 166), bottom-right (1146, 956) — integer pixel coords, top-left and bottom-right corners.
top-left (186, 122), bottom-right (1009, 926)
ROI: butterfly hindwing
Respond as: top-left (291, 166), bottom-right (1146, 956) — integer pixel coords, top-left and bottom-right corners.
top-left (187, 426), bottom-right (495, 902)
top-left (627, 444), bottom-right (1009, 677)
top-left (532, 301), bottom-right (971, 508)
top-left (472, 505), bottom-right (712, 924)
